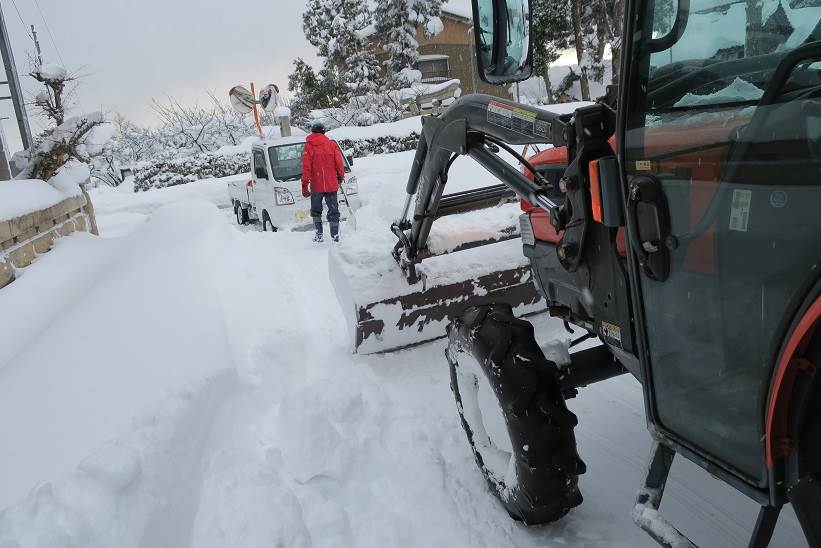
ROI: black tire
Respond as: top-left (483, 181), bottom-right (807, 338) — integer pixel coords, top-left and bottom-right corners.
top-left (262, 212), bottom-right (277, 232)
top-left (236, 205), bottom-right (248, 225)
top-left (446, 304), bottom-right (585, 525)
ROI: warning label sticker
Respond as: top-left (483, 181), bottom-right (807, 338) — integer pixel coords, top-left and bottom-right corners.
top-left (729, 189), bottom-right (752, 232)
top-left (487, 101), bottom-right (549, 139)
top-left (600, 321), bottom-right (623, 349)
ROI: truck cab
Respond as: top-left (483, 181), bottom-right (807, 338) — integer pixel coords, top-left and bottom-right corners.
top-left (229, 135), bottom-right (361, 231)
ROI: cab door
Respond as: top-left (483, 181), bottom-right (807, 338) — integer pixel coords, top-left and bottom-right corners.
top-left (621, 0), bottom-right (821, 486)
top-left (251, 148), bottom-right (271, 211)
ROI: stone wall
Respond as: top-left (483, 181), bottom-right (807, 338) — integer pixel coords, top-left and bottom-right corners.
top-left (0, 188), bottom-right (98, 290)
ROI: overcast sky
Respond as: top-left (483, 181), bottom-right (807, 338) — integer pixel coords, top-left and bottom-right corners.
top-left (0, 0), bottom-right (316, 152)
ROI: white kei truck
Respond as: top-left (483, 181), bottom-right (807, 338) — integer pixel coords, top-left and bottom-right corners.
top-left (228, 135), bottom-right (361, 231)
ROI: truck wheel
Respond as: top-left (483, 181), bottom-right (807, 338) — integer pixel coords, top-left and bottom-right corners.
top-left (446, 304), bottom-right (585, 525)
top-left (262, 212), bottom-right (277, 232)
top-left (236, 206), bottom-right (248, 225)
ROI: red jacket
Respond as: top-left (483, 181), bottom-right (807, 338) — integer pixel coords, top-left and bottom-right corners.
top-left (301, 133), bottom-right (345, 193)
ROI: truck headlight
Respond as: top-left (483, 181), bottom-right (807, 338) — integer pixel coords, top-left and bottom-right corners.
top-left (344, 175), bottom-right (358, 195)
top-left (274, 187), bottom-right (295, 205)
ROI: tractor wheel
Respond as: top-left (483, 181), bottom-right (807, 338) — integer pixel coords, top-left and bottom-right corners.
top-left (446, 304), bottom-right (585, 525)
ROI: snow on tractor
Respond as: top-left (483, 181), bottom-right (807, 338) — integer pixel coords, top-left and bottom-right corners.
top-left (331, 0), bottom-right (821, 545)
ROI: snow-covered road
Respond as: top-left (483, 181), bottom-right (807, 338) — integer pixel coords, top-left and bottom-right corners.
top-left (0, 154), bottom-right (807, 547)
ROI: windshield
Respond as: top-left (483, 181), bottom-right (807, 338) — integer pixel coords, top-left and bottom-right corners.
top-left (269, 143), bottom-right (304, 181)
top-left (269, 142), bottom-right (351, 181)
top-left (645, 0), bottom-right (821, 111)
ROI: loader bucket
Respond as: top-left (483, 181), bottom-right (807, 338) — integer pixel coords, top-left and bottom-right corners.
top-left (330, 237), bottom-right (545, 354)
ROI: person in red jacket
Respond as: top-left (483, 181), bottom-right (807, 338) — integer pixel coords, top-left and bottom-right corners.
top-left (301, 122), bottom-right (346, 242)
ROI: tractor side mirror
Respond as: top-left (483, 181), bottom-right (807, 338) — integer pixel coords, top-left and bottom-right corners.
top-left (471, 0), bottom-right (533, 85)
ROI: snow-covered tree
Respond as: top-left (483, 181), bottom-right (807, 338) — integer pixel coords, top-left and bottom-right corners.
top-left (410, 0), bottom-right (444, 37)
top-left (532, 0), bottom-right (573, 102)
top-left (331, 1), bottom-right (382, 97)
top-left (111, 113), bottom-right (158, 167)
top-left (375, 0), bottom-right (421, 87)
top-left (288, 58), bottom-right (347, 126)
top-left (30, 64), bottom-right (74, 125)
top-left (302, 0), bottom-right (336, 59)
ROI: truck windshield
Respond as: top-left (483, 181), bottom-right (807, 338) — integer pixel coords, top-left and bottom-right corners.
top-left (645, 0), bottom-right (821, 111)
top-left (269, 144), bottom-right (304, 181)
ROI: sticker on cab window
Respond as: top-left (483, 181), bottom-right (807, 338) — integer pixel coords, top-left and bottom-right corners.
top-left (729, 189), bottom-right (752, 232)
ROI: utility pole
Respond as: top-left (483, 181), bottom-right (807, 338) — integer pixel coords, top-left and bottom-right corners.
top-left (31, 25), bottom-right (41, 67)
top-left (0, 3), bottom-right (32, 151)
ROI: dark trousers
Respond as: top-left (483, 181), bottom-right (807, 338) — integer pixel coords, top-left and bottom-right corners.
top-left (310, 191), bottom-right (340, 233)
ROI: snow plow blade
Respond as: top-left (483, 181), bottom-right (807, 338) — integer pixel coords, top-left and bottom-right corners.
top-left (330, 238), bottom-right (545, 354)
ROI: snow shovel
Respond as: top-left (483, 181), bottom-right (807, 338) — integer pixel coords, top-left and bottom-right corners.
top-left (339, 180), bottom-right (357, 231)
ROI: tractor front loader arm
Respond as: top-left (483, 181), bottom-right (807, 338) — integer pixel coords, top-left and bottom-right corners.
top-left (392, 94), bottom-right (570, 281)
top-left (392, 93), bottom-right (617, 283)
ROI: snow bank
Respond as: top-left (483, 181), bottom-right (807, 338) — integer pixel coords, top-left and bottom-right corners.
top-left (327, 116), bottom-right (422, 140)
top-left (0, 179), bottom-right (79, 222)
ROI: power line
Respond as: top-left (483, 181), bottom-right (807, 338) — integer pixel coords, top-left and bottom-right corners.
top-left (7, 0), bottom-right (33, 41)
top-left (31, 0), bottom-right (63, 66)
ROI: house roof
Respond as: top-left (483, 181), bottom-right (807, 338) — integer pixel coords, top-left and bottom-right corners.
top-left (441, 1), bottom-right (471, 21)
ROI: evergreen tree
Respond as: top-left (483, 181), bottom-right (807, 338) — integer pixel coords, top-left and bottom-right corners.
top-left (410, 0), bottom-right (444, 37)
top-left (302, 0), bottom-right (338, 59)
top-left (331, 1), bottom-right (382, 97)
top-left (375, 0), bottom-right (421, 87)
top-left (532, 0), bottom-right (573, 102)
top-left (287, 58), bottom-right (346, 125)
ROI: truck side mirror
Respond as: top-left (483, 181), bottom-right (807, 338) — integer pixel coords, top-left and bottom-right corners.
top-left (471, 0), bottom-right (533, 85)
top-left (346, 154), bottom-right (354, 166)
top-left (254, 166), bottom-right (268, 180)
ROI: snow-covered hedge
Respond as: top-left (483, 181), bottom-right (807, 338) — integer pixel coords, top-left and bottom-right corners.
top-left (133, 134), bottom-right (420, 191)
top-left (335, 133), bottom-right (419, 158)
top-left (134, 153), bottom-right (250, 192)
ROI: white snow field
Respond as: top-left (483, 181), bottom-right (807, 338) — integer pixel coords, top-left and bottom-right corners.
top-left (0, 151), bottom-right (806, 547)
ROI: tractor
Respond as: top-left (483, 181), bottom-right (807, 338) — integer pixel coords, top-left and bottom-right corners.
top-left (333, 0), bottom-right (821, 545)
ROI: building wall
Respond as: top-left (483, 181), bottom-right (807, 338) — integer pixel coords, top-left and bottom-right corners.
top-left (415, 15), bottom-right (513, 99)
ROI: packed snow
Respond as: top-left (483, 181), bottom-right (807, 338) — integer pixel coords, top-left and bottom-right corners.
top-left (0, 146), bottom-right (807, 547)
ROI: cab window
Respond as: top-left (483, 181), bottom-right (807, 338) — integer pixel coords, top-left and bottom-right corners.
top-left (625, 0), bottom-right (821, 482)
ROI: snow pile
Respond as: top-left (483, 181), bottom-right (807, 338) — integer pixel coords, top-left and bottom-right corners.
top-left (0, 179), bottom-right (78, 222)
top-left (427, 203), bottom-right (522, 255)
top-left (674, 78), bottom-right (764, 108)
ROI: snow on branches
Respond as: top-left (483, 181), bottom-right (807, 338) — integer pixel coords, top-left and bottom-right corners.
top-left (295, 0), bottom-right (444, 126)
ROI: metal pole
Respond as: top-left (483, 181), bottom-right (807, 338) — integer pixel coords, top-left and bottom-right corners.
top-left (0, 4), bottom-right (31, 150)
top-left (31, 25), bottom-right (41, 67)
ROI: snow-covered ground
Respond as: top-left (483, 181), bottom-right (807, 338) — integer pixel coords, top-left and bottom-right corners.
top-left (0, 151), bottom-right (806, 547)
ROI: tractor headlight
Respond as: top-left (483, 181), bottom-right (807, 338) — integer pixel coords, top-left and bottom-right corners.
top-left (344, 175), bottom-right (358, 195)
top-left (274, 187), bottom-right (295, 206)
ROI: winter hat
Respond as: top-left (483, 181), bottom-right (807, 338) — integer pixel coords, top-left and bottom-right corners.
top-left (310, 121), bottom-right (327, 133)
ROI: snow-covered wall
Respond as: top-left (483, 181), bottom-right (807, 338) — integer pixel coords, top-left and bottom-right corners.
top-left (0, 180), bottom-right (98, 290)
